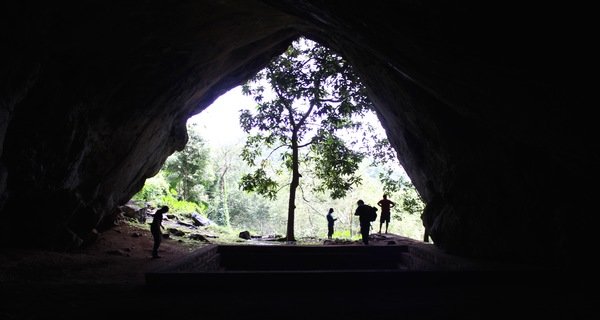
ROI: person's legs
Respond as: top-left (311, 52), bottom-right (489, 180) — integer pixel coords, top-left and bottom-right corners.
top-left (378, 221), bottom-right (382, 233)
top-left (361, 225), bottom-right (369, 244)
top-left (152, 232), bottom-right (161, 258)
top-left (382, 212), bottom-right (390, 233)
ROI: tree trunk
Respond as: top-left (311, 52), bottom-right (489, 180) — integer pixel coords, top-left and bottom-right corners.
top-left (350, 209), bottom-right (353, 238)
top-left (181, 166), bottom-right (189, 201)
top-left (219, 166), bottom-right (231, 228)
top-left (286, 132), bottom-right (300, 241)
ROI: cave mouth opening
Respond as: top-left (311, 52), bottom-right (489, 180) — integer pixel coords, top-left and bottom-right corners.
top-left (130, 37), bottom-right (425, 245)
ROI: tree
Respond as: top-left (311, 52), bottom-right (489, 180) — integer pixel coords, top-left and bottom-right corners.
top-left (207, 146), bottom-right (238, 228)
top-left (164, 122), bottom-right (213, 203)
top-left (131, 171), bottom-right (170, 204)
top-left (239, 38), bottom-right (385, 241)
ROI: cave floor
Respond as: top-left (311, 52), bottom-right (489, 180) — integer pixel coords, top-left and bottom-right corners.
top-left (1, 273), bottom-right (592, 320)
top-left (0, 223), bottom-right (595, 319)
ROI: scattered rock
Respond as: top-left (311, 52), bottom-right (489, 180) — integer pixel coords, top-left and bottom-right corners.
top-left (176, 220), bottom-right (196, 228)
top-left (191, 212), bottom-right (212, 226)
top-left (120, 203), bottom-right (140, 218)
top-left (189, 233), bottom-right (209, 242)
top-left (239, 231), bottom-right (251, 239)
top-left (167, 228), bottom-right (185, 237)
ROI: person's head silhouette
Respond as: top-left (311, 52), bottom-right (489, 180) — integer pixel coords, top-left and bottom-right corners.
top-left (157, 205), bottom-right (169, 214)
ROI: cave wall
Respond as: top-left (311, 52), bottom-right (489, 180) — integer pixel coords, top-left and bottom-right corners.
top-left (0, 0), bottom-right (301, 247)
top-left (273, 1), bottom-right (597, 265)
top-left (1, 1), bottom-right (595, 267)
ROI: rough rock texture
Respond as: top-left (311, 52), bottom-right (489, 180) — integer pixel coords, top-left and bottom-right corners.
top-left (1, 1), bottom-right (596, 268)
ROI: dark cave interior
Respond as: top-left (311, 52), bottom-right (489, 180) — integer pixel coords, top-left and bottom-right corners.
top-left (0, 1), bottom-right (598, 318)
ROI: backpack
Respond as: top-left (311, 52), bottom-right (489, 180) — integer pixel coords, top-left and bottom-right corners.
top-left (366, 205), bottom-right (378, 222)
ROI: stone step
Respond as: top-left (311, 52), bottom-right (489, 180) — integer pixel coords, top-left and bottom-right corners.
top-left (217, 244), bottom-right (408, 271)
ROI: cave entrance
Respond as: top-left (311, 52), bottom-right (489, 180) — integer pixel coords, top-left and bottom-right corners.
top-left (131, 38), bottom-right (425, 246)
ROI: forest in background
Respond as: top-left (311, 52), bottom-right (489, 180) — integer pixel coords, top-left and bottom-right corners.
top-left (131, 121), bottom-right (425, 242)
top-left (131, 38), bottom-right (425, 242)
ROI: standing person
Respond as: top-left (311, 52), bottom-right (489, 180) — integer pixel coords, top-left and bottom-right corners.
top-left (150, 205), bottom-right (169, 259)
top-left (354, 200), bottom-right (371, 245)
top-left (377, 194), bottom-right (396, 234)
top-left (326, 208), bottom-right (338, 239)
top-left (422, 182), bottom-right (442, 243)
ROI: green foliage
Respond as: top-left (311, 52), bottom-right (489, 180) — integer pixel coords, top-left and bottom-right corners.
top-left (238, 37), bottom-right (412, 240)
top-left (239, 37), bottom-right (380, 201)
top-left (378, 168), bottom-right (402, 194)
top-left (159, 194), bottom-right (205, 214)
top-left (130, 38), bottom-right (425, 242)
top-left (130, 137), bottom-right (425, 242)
top-left (163, 122), bottom-right (213, 203)
top-left (377, 170), bottom-right (425, 216)
top-left (332, 229), bottom-right (361, 241)
top-left (227, 189), bottom-right (278, 235)
top-left (131, 172), bottom-right (170, 204)
top-left (239, 169), bottom-right (279, 200)
top-left (311, 134), bottom-right (363, 199)
top-left (196, 223), bottom-right (242, 244)
top-left (131, 127), bottom-right (210, 215)
top-left (399, 179), bottom-right (425, 215)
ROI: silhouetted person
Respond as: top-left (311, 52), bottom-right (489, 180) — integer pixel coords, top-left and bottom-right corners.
top-left (422, 191), bottom-right (442, 243)
top-left (151, 205), bottom-right (169, 258)
top-left (326, 208), bottom-right (338, 239)
top-left (354, 200), bottom-right (371, 245)
top-left (377, 194), bottom-right (396, 234)
top-left (421, 180), bottom-right (444, 243)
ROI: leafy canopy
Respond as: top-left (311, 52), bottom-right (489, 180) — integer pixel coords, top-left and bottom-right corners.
top-left (239, 38), bottom-right (388, 200)
top-left (163, 122), bottom-right (213, 203)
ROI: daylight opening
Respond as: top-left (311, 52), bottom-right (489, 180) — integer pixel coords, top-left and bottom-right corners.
top-left (129, 38), bottom-right (425, 246)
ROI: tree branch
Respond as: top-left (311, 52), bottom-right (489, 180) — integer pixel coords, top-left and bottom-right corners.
top-left (296, 82), bottom-right (319, 128)
top-left (276, 182), bottom-right (291, 194)
top-left (265, 143), bottom-right (290, 160)
top-left (297, 138), bottom-right (316, 149)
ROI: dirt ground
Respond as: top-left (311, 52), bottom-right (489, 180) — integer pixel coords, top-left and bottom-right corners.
top-left (0, 223), bottom-right (213, 319)
top-left (0, 223), bottom-right (592, 320)
top-left (0, 222), bottom-right (413, 320)
top-left (0, 222), bottom-right (199, 286)
top-left (0, 221), bottom-right (405, 286)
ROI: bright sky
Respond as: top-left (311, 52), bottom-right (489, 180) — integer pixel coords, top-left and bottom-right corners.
top-left (189, 37), bottom-right (387, 149)
top-left (188, 84), bottom-right (409, 180)
top-left (187, 86), bottom-right (252, 147)
top-left (189, 85), bottom-right (388, 148)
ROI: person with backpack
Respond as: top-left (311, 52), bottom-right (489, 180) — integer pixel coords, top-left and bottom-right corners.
top-left (377, 194), bottom-right (396, 234)
top-left (354, 200), bottom-right (376, 245)
top-left (326, 208), bottom-right (338, 239)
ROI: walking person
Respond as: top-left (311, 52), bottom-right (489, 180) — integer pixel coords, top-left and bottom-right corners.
top-left (326, 208), bottom-right (338, 239)
top-left (354, 200), bottom-right (372, 245)
top-left (151, 205), bottom-right (169, 259)
top-left (377, 194), bottom-right (396, 234)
